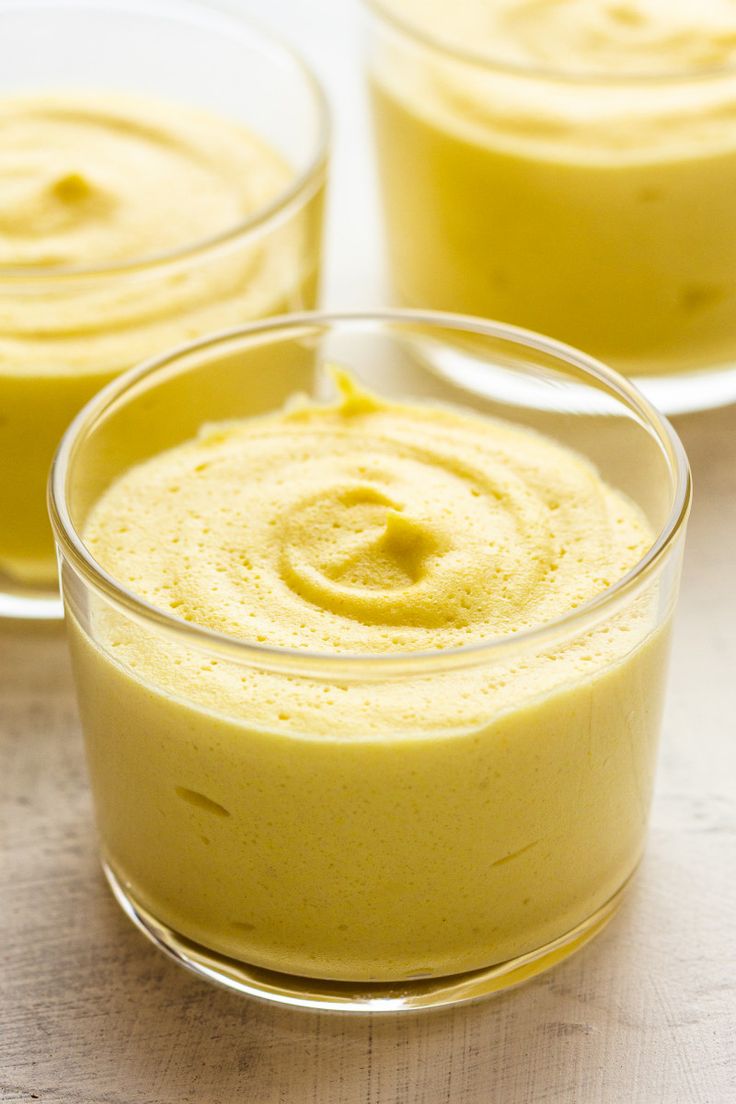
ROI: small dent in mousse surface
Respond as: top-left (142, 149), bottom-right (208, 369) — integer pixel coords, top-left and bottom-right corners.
top-left (175, 787), bottom-right (231, 818)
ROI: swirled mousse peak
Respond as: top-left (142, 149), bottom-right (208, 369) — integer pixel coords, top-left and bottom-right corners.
top-left (0, 93), bottom-right (289, 270)
top-left (84, 369), bottom-right (652, 654)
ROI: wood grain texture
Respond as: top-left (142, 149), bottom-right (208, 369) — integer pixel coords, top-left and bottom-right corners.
top-left (1, 405), bottom-right (734, 1104)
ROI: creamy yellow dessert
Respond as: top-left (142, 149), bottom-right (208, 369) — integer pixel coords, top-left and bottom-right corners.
top-left (0, 93), bottom-right (322, 586)
top-left (369, 0), bottom-right (736, 378)
top-left (67, 371), bottom-right (671, 982)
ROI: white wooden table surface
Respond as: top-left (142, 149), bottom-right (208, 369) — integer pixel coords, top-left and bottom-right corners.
top-left (2, 2), bottom-right (735, 1100)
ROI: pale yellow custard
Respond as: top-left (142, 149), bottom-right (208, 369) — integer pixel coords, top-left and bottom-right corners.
top-left (67, 372), bottom-right (671, 982)
top-left (369, 0), bottom-right (736, 380)
top-left (0, 93), bottom-right (321, 585)
top-left (386, 0), bottom-right (736, 76)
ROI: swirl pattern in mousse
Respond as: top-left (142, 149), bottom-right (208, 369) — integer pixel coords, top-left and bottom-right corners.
top-left (0, 93), bottom-right (288, 270)
top-left (0, 91), bottom-right (315, 585)
top-left (84, 368), bottom-right (652, 656)
top-left (71, 369), bottom-right (671, 981)
top-left (0, 93), bottom-right (296, 377)
top-left (383, 0), bottom-right (736, 77)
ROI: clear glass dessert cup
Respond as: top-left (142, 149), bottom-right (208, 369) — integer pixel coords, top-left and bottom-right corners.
top-left (363, 0), bottom-right (736, 416)
top-left (50, 310), bottom-right (690, 1012)
top-left (0, 0), bottom-right (328, 620)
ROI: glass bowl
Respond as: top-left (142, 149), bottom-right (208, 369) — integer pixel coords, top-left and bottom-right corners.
top-left (364, 0), bottom-right (736, 416)
top-left (50, 310), bottom-right (690, 1011)
top-left (0, 0), bottom-right (328, 619)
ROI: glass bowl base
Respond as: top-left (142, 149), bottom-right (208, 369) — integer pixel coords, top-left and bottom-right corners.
top-left (635, 360), bottom-right (736, 416)
top-left (383, 325), bottom-right (736, 417)
top-left (103, 861), bottom-right (632, 1012)
top-left (0, 572), bottom-right (62, 620)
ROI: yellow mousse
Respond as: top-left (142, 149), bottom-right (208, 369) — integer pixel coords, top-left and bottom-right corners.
top-left (0, 93), bottom-right (317, 585)
top-left (70, 372), bottom-right (668, 982)
top-left (370, 0), bottom-right (736, 378)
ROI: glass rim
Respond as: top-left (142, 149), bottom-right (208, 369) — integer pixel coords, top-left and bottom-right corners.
top-left (49, 308), bottom-right (691, 676)
top-left (0, 0), bottom-right (330, 283)
top-left (362, 0), bottom-right (736, 87)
